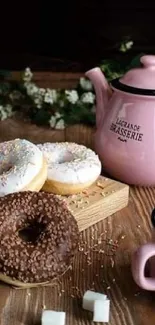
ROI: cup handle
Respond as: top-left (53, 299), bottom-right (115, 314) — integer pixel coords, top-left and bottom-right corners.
top-left (131, 243), bottom-right (155, 291)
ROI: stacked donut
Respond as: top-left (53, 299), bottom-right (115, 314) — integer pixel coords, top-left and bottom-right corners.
top-left (0, 139), bottom-right (47, 196)
top-left (37, 142), bottom-right (102, 195)
top-left (0, 138), bottom-right (101, 287)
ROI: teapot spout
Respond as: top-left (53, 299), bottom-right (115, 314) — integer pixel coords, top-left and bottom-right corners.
top-left (85, 67), bottom-right (112, 128)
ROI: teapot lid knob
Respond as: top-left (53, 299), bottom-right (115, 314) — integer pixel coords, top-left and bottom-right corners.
top-left (140, 55), bottom-right (155, 68)
top-left (114, 54), bottom-right (155, 92)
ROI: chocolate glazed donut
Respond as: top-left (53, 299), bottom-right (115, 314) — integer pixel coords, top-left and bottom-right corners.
top-left (0, 191), bottom-right (79, 287)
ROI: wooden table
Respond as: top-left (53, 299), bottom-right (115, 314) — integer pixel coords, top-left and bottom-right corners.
top-left (0, 72), bottom-right (154, 324)
top-left (0, 186), bottom-right (155, 325)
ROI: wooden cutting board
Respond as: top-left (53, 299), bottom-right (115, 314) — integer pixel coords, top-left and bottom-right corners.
top-left (64, 176), bottom-right (129, 231)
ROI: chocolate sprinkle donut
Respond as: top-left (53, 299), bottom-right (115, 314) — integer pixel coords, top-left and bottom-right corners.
top-left (0, 191), bottom-right (79, 284)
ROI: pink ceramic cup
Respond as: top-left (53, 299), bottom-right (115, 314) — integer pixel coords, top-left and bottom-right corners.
top-left (131, 243), bottom-right (155, 291)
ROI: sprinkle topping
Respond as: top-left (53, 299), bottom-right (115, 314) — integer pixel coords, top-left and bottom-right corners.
top-left (0, 138), bottom-right (43, 196)
top-left (37, 142), bottom-right (101, 184)
top-left (0, 191), bottom-right (79, 283)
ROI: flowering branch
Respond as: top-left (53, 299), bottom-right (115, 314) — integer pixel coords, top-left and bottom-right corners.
top-left (0, 68), bottom-right (97, 129)
top-left (0, 39), bottom-right (139, 129)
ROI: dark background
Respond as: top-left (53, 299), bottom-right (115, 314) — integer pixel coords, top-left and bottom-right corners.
top-left (1, 0), bottom-right (155, 71)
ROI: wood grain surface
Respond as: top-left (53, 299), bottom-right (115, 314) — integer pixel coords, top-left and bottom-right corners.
top-left (7, 71), bottom-right (82, 89)
top-left (0, 186), bottom-right (155, 324)
top-left (66, 175), bottom-right (129, 231)
top-left (0, 73), bottom-right (155, 324)
top-left (0, 119), bottom-right (95, 150)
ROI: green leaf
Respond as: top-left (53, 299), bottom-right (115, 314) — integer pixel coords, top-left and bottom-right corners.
top-left (100, 59), bottom-right (126, 81)
top-left (126, 53), bottom-right (145, 70)
top-left (28, 109), bottom-right (51, 126)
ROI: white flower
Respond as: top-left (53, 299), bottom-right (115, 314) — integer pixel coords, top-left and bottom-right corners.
top-left (65, 90), bottom-right (79, 104)
top-left (119, 40), bottom-right (133, 52)
top-left (55, 118), bottom-right (65, 129)
top-left (39, 88), bottom-right (46, 95)
top-left (34, 96), bottom-right (43, 109)
top-left (55, 112), bottom-right (62, 119)
top-left (81, 92), bottom-right (95, 104)
top-left (5, 104), bottom-right (13, 115)
top-left (80, 77), bottom-right (92, 91)
top-left (24, 82), bottom-right (44, 108)
top-left (44, 89), bottom-right (57, 104)
top-left (126, 41), bottom-right (134, 49)
top-left (0, 112), bottom-right (7, 121)
top-left (49, 112), bottom-right (65, 129)
top-left (24, 82), bottom-right (39, 97)
top-left (0, 106), bottom-right (7, 121)
top-left (23, 67), bottom-right (33, 82)
top-left (9, 90), bottom-right (22, 101)
top-left (49, 115), bottom-right (56, 128)
top-left (0, 104), bottom-right (13, 121)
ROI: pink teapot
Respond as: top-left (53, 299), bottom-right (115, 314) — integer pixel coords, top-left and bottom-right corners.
top-left (85, 55), bottom-right (155, 186)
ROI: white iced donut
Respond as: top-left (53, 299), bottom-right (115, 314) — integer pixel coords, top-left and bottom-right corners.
top-left (0, 138), bottom-right (47, 196)
top-left (37, 142), bottom-right (101, 195)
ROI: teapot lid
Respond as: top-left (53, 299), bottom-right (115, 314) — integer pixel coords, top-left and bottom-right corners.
top-left (111, 55), bottom-right (155, 96)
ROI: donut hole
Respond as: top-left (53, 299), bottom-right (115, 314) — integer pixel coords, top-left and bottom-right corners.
top-left (18, 220), bottom-right (46, 243)
top-left (53, 151), bottom-right (74, 164)
top-left (0, 162), bottom-right (13, 175)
